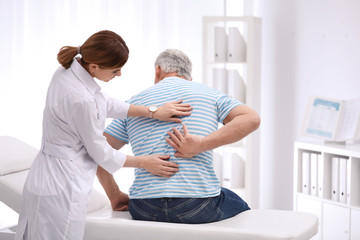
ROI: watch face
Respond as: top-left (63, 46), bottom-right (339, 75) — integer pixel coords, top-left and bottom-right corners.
top-left (149, 106), bottom-right (157, 112)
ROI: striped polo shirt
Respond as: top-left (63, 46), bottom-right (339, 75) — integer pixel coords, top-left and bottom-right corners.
top-left (105, 77), bottom-right (241, 199)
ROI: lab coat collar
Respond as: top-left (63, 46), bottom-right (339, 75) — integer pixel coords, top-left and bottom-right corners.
top-left (70, 58), bottom-right (101, 95)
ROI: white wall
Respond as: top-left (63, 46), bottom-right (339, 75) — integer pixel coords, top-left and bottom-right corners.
top-left (0, 0), bottom-right (226, 195)
top-left (3, 0), bottom-right (359, 210)
top-left (256, 0), bottom-right (360, 210)
top-left (0, 0), bottom-right (224, 149)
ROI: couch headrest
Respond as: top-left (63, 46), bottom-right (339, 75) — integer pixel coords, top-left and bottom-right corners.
top-left (0, 136), bottom-right (38, 176)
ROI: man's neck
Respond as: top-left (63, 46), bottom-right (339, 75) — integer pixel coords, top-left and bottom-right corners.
top-left (162, 72), bottom-right (188, 80)
top-left (163, 72), bottom-right (179, 78)
top-left (155, 71), bottom-right (189, 84)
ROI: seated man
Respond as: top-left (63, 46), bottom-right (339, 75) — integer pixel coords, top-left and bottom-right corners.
top-left (97, 49), bottom-right (260, 223)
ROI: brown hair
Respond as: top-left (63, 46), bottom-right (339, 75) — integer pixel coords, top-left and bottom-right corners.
top-left (57, 30), bottom-right (129, 69)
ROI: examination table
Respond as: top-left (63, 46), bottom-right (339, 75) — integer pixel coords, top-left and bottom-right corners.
top-left (0, 136), bottom-right (318, 240)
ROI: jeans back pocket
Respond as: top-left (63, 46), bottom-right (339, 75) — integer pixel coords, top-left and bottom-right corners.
top-left (176, 198), bottom-right (224, 224)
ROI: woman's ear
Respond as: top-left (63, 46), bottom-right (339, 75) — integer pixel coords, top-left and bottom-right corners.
top-left (88, 63), bottom-right (99, 76)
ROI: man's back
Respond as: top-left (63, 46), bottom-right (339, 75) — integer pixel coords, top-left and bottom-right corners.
top-left (105, 77), bottom-right (241, 199)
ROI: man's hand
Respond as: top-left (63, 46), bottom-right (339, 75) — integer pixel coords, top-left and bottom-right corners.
top-left (166, 124), bottom-right (204, 158)
top-left (142, 155), bottom-right (179, 177)
top-left (153, 100), bottom-right (192, 123)
top-left (110, 191), bottom-right (129, 211)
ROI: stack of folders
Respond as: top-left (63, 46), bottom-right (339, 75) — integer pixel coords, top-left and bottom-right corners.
top-left (213, 152), bottom-right (245, 189)
top-left (213, 152), bottom-right (223, 185)
top-left (214, 26), bottom-right (246, 62)
top-left (331, 156), bottom-right (350, 203)
top-left (302, 151), bottom-right (323, 197)
top-left (212, 68), bottom-right (246, 103)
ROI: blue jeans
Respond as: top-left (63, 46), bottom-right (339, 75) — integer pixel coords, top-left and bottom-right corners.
top-left (129, 188), bottom-right (250, 224)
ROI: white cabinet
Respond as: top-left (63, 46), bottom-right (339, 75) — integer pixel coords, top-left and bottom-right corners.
top-left (323, 203), bottom-right (349, 240)
top-left (202, 16), bottom-right (262, 208)
top-left (296, 194), bottom-right (322, 240)
top-left (294, 141), bottom-right (360, 240)
top-left (323, 202), bottom-right (350, 240)
top-left (351, 208), bottom-right (360, 240)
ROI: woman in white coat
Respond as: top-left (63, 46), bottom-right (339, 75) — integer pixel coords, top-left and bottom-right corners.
top-left (15, 30), bottom-right (192, 240)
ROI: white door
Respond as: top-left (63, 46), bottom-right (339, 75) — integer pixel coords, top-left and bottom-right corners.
top-left (323, 203), bottom-right (349, 240)
top-left (351, 208), bottom-right (360, 240)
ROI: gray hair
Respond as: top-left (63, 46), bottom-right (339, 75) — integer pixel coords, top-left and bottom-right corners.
top-left (154, 49), bottom-right (192, 80)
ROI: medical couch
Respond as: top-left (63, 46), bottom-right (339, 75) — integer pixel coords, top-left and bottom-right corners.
top-left (0, 136), bottom-right (318, 240)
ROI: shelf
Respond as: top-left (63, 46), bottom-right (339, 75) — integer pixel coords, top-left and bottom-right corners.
top-left (203, 16), bottom-right (262, 208)
top-left (351, 205), bottom-right (360, 211)
top-left (203, 16), bottom-right (262, 24)
top-left (294, 141), bottom-right (360, 240)
top-left (206, 61), bottom-right (247, 65)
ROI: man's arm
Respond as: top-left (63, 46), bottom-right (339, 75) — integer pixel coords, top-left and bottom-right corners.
top-left (165, 104), bottom-right (260, 158)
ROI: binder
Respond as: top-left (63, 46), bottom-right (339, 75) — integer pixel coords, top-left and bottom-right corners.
top-left (212, 68), bottom-right (228, 94)
top-left (214, 27), bottom-right (227, 62)
top-left (317, 154), bottom-right (324, 198)
top-left (222, 152), bottom-right (245, 189)
top-left (213, 152), bottom-right (223, 185)
top-left (227, 69), bottom-right (246, 103)
top-left (346, 158), bottom-right (351, 203)
top-left (222, 151), bottom-right (232, 188)
top-left (339, 157), bottom-right (348, 203)
top-left (310, 153), bottom-right (318, 196)
top-left (227, 27), bottom-right (246, 62)
top-left (331, 157), bottom-right (340, 201)
top-left (302, 152), bottom-right (311, 194)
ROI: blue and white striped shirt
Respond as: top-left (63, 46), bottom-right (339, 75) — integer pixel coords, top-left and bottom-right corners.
top-left (105, 77), bottom-right (242, 199)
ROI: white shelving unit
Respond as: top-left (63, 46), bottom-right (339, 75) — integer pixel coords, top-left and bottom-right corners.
top-left (202, 16), bottom-right (262, 208)
top-left (294, 141), bottom-right (360, 240)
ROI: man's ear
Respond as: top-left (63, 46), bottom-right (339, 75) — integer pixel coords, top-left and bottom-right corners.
top-left (155, 65), bottom-right (162, 82)
top-left (155, 65), bottom-right (161, 77)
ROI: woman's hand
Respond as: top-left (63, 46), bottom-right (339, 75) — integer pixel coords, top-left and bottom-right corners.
top-left (110, 191), bottom-right (129, 211)
top-left (166, 124), bottom-right (204, 158)
top-left (153, 100), bottom-right (192, 123)
top-left (142, 155), bottom-right (179, 177)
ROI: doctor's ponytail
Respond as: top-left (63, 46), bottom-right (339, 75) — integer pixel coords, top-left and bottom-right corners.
top-left (57, 46), bottom-right (79, 69)
top-left (57, 30), bottom-right (129, 70)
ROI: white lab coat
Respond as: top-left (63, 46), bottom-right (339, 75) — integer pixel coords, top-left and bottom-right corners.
top-left (15, 58), bottom-right (129, 240)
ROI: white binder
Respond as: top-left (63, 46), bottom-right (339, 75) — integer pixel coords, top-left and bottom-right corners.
top-left (347, 158), bottom-right (351, 203)
top-left (227, 69), bottom-right (246, 103)
top-left (310, 153), bottom-right (318, 196)
top-left (212, 68), bottom-right (228, 94)
top-left (317, 154), bottom-right (324, 197)
top-left (213, 152), bottom-right (223, 185)
top-left (222, 152), bottom-right (245, 189)
top-left (214, 27), bottom-right (227, 62)
top-left (339, 157), bottom-right (348, 203)
top-left (331, 157), bottom-right (340, 201)
top-left (302, 152), bottom-right (310, 194)
top-left (227, 27), bottom-right (246, 62)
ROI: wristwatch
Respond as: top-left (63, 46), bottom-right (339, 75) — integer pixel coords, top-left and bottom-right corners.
top-left (149, 105), bottom-right (158, 118)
